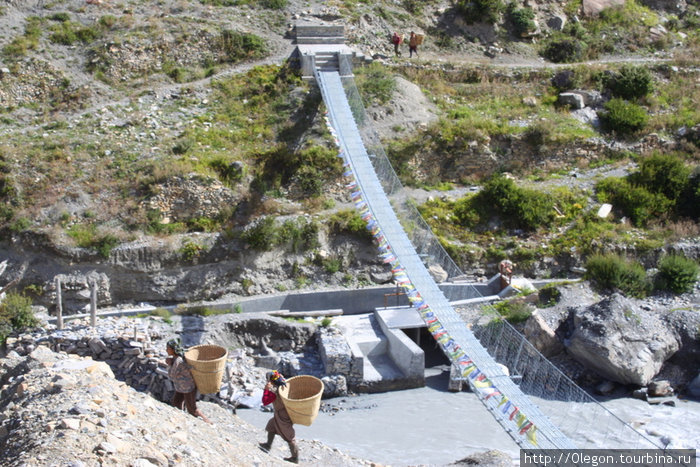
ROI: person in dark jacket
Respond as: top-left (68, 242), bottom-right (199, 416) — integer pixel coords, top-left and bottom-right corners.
top-left (258, 371), bottom-right (298, 463)
top-left (408, 31), bottom-right (419, 58)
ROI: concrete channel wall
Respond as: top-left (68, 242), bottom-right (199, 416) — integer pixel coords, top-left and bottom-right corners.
top-left (374, 311), bottom-right (424, 381)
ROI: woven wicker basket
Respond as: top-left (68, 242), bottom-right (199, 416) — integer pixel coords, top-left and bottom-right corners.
top-left (184, 344), bottom-right (227, 394)
top-left (278, 375), bottom-right (324, 426)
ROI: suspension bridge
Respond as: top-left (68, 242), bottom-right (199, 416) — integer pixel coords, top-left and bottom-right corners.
top-left (297, 23), bottom-right (664, 453)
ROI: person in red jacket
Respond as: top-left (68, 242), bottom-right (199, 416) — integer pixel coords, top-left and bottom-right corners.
top-left (258, 371), bottom-right (298, 463)
top-left (392, 31), bottom-right (403, 56)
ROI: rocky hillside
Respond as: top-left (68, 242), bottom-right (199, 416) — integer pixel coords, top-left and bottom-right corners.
top-left (0, 0), bottom-right (698, 312)
top-left (0, 344), bottom-right (374, 466)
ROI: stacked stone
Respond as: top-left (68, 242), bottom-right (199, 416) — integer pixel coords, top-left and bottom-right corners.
top-left (316, 327), bottom-right (358, 394)
top-left (4, 317), bottom-right (175, 403)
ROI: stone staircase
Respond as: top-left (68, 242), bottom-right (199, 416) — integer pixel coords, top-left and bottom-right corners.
top-left (293, 21), bottom-right (372, 79)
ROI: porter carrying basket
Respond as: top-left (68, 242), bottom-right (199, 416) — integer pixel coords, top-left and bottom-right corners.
top-left (184, 344), bottom-right (227, 394)
top-left (278, 375), bottom-right (324, 426)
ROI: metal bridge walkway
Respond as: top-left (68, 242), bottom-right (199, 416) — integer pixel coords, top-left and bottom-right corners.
top-left (315, 69), bottom-right (576, 449)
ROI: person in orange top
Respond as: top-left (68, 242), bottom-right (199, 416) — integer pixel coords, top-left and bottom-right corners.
top-left (408, 31), bottom-right (419, 58)
top-left (258, 371), bottom-right (298, 463)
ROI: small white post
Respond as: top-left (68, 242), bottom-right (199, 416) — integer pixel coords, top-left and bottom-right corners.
top-left (56, 277), bottom-right (63, 330)
top-left (90, 279), bottom-right (97, 328)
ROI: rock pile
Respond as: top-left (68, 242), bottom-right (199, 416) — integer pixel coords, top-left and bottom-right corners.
top-left (0, 345), bottom-right (375, 466)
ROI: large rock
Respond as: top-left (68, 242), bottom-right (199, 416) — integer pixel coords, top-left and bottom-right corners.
top-left (523, 310), bottom-right (564, 357)
top-left (688, 373), bottom-right (700, 398)
top-left (364, 76), bottom-right (438, 140)
top-left (582, 0), bottom-right (625, 16)
top-left (566, 294), bottom-right (679, 385)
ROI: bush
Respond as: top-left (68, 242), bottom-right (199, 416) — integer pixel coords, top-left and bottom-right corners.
top-left (551, 69), bottom-right (580, 91)
top-left (679, 168), bottom-right (700, 221)
top-left (49, 12), bottom-right (71, 22)
top-left (328, 209), bottom-right (370, 238)
top-left (0, 292), bottom-right (37, 345)
top-left (295, 165), bottom-right (323, 197)
top-left (208, 157), bottom-right (244, 185)
top-left (456, 0), bottom-right (505, 24)
top-left (541, 36), bottom-right (586, 63)
top-left (218, 30), bottom-right (266, 63)
top-left (656, 254), bottom-right (699, 294)
top-left (537, 284), bottom-right (562, 308)
top-left (508, 3), bottom-right (536, 37)
top-left (357, 63), bottom-right (396, 106)
top-left (278, 218), bottom-right (319, 253)
top-left (585, 253), bottom-right (650, 298)
top-left (260, 0), bottom-right (287, 8)
top-left (628, 153), bottom-right (690, 203)
top-left (605, 65), bottom-right (654, 100)
top-left (479, 174), bottom-right (556, 231)
top-left (490, 299), bottom-right (533, 324)
top-left (595, 177), bottom-right (672, 227)
top-left (599, 98), bottom-right (648, 135)
top-left (242, 216), bottom-right (277, 250)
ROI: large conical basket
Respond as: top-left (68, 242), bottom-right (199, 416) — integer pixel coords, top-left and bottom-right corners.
top-left (278, 375), bottom-right (324, 426)
top-left (184, 344), bottom-right (227, 394)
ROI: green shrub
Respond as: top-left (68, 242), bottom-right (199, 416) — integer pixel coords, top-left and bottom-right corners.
top-left (456, 0), bottom-right (505, 24)
top-left (242, 216), bottom-right (277, 250)
top-left (49, 21), bottom-right (99, 45)
top-left (278, 218), bottom-right (319, 253)
top-left (595, 177), bottom-right (672, 227)
top-left (541, 36), bottom-right (586, 63)
top-left (599, 98), bottom-right (648, 135)
top-left (217, 30), bottom-right (266, 63)
top-left (49, 12), bottom-right (71, 22)
top-left (357, 63), bottom-right (396, 106)
top-left (537, 284), bottom-right (562, 308)
top-left (320, 317), bottom-right (333, 327)
top-left (479, 174), bottom-right (556, 231)
top-left (328, 209), bottom-right (370, 238)
top-left (679, 168), bottom-right (700, 221)
top-left (508, 3), bottom-right (536, 37)
top-left (260, 0), bottom-right (287, 8)
top-left (98, 15), bottom-right (118, 28)
top-left (295, 165), bottom-right (323, 196)
top-left (656, 254), bottom-right (699, 294)
top-left (490, 299), bottom-right (532, 324)
top-left (320, 256), bottom-right (342, 274)
top-left (0, 292), bottom-right (37, 345)
top-left (180, 240), bottom-right (204, 261)
top-left (604, 65), bottom-right (654, 100)
top-left (628, 153), bottom-right (690, 203)
top-left (585, 253), bottom-right (650, 298)
top-left (208, 157), bottom-right (244, 185)
top-left (96, 234), bottom-right (118, 259)
top-left (3, 17), bottom-right (42, 58)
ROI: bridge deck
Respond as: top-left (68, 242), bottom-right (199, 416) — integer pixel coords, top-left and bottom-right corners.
top-left (316, 69), bottom-right (576, 449)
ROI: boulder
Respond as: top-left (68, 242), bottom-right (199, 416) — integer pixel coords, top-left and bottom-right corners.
top-left (559, 92), bottom-right (585, 110)
top-left (428, 264), bottom-right (448, 283)
top-left (648, 380), bottom-right (674, 397)
top-left (522, 310), bottom-right (564, 357)
top-left (566, 294), bottom-right (679, 385)
top-left (688, 373), bottom-right (700, 398)
top-left (582, 0), bottom-right (625, 16)
top-left (546, 14), bottom-right (567, 31)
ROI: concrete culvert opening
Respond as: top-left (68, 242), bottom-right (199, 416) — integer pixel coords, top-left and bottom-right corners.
top-left (401, 326), bottom-right (451, 379)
